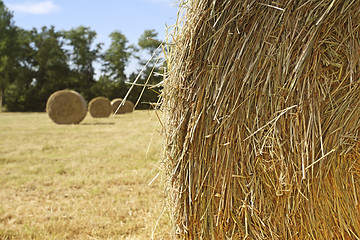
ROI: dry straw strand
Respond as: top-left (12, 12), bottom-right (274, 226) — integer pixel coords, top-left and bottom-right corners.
top-left (163, 0), bottom-right (360, 239)
top-left (46, 89), bottom-right (87, 124)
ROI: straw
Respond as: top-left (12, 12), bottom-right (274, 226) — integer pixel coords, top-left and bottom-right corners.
top-left (162, 0), bottom-right (360, 239)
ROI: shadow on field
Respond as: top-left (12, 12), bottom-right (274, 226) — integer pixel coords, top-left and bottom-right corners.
top-left (80, 122), bottom-right (115, 125)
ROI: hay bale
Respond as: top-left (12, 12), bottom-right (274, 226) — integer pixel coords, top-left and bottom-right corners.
top-left (46, 90), bottom-right (87, 124)
top-left (123, 100), bottom-right (134, 113)
top-left (111, 98), bottom-right (134, 114)
top-left (88, 96), bottom-right (112, 118)
top-left (111, 98), bottom-right (123, 114)
top-left (163, 1), bottom-right (360, 239)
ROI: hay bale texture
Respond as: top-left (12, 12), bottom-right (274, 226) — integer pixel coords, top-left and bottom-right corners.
top-left (163, 1), bottom-right (360, 239)
top-left (46, 90), bottom-right (87, 124)
top-left (88, 96), bottom-right (112, 118)
top-left (111, 98), bottom-right (134, 114)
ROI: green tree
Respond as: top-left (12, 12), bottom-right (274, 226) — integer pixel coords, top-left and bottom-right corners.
top-left (0, 1), bottom-right (17, 111)
top-left (138, 29), bottom-right (161, 55)
top-left (31, 26), bottom-right (72, 110)
top-left (90, 75), bottom-right (127, 101)
top-left (128, 29), bottom-right (162, 109)
top-left (63, 26), bottom-right (102, 100)
top-left (92, 31), bottom-right (133, 100)
top-left (4, 28), bottom-right (36, 112)
top-left (5, 26), bottom-right (72, 111)
top-left (102, 31), bottom-right (131, 82)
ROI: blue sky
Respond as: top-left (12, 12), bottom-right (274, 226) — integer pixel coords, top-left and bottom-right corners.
top-left (3, 0), bottom-right (179, 75)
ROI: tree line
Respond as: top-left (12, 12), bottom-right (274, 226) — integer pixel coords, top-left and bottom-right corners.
top-left (0, 1), bottom-right (162, 112)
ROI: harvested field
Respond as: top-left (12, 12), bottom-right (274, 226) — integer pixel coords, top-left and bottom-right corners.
top-left (0, 111), bottom-right (171, 239)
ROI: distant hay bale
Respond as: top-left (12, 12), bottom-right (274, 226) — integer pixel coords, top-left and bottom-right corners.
top-left (46, 90), bottom-right (87, 124)
top-left (88, 97), bottom-right (112, 118)
top-left (123, 100), bottom-right (134, 113)
top-left (111, 98), bottom-right (134, 114)
top-left (110, 98), bottom-right (122, 114)
top-left (163, 1), bottom-right (360, 239)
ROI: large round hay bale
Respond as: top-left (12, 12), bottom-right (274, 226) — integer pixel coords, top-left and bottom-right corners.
top-left (163, 1), bottom-right (360, 239)
top-left (46, 90), bottom-right (87, 124)
top-left (88, 97), bottom-right (112, 118)
top-left (111, 98), bottom-right (134, 114)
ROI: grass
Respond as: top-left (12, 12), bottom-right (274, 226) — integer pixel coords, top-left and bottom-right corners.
top-left (0, 111), bottom-right (171, 239)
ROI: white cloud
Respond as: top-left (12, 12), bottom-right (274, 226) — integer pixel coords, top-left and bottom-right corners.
top-left (7, 1), bottom-right (61, 15)
top-left (147, 0), bottom-right (171, 2)
top-left (144, 0), bottom-right (175, 7)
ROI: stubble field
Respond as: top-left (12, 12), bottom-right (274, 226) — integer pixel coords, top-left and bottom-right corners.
top-left (0, 111), bottom-right (171, 239)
